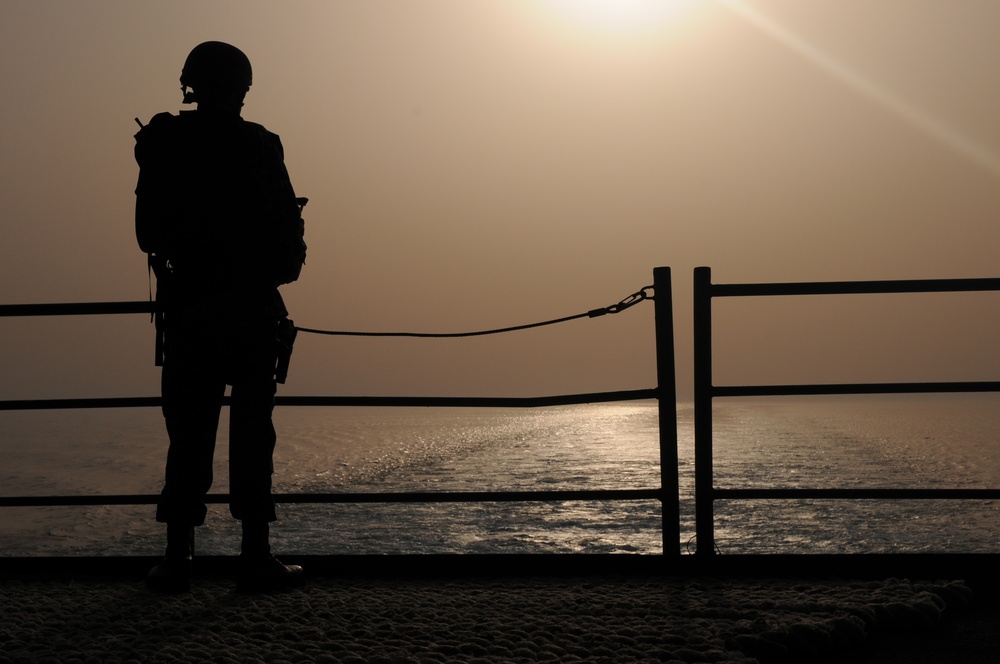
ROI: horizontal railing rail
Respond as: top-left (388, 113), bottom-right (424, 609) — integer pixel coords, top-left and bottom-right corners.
top-left (0, 389), bottom-right (658, 411)
top-left (714, 488), bottom-right (1000, 500)
top-left (0, 301), bottom-right (156, 317)
top-left (0, 488), bottom-right (665, 508)
top-left (708, 277), bottom-right (1000, 297)
top-left (713, 381), bottom-right (1000, 398)
top-left (693, 266), bottom-right (1000, 556)
top-left (0, 267), bottom-right (681, 556)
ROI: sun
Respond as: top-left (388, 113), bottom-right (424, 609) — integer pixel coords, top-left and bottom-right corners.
top-left (540, 0), bottom-right (700, 35)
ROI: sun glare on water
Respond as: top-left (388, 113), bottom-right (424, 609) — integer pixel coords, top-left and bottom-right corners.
top-left (540, 0), bottom-right (699, 35)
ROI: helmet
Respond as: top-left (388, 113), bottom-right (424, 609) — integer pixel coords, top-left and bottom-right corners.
top-left (180, 41), bottom-right (253, 96)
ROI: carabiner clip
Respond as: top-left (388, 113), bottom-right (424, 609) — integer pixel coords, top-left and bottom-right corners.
top-left (607, 286), bottom-right (651, 314)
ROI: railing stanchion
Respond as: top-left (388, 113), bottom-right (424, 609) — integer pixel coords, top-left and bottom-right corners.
top-left (693, 266), bottom-right (716, 556)
top-left (653, 267), bottom-right (680, 558)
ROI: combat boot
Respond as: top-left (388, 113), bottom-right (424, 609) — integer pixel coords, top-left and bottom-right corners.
top-left (146, 523), bottom-right (194, 593)
top-left (236, 520), bottom-right (304, 593)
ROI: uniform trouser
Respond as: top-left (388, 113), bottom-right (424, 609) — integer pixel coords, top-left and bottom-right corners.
top-left (155, 319), bottom-right (279, 527)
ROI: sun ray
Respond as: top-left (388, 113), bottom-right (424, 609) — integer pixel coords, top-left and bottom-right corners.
top-left (720, 0), bottom-right (1000, 179)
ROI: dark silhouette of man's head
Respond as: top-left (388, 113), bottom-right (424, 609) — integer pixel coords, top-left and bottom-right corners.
top-left (180, 41), bottom-right (252, 116)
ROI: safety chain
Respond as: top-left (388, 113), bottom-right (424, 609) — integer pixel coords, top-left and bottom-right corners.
top-left (295, 285), bottom-right (654, 338)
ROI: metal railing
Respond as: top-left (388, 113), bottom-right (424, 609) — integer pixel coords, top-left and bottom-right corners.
top-left (0, 267), bottom-right (681, 556)
top-left (692, 266), bottom-right (1000, 556)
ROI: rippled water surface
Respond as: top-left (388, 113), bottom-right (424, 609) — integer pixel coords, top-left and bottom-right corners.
top-left (2, 394), bottom-right (1000, 556)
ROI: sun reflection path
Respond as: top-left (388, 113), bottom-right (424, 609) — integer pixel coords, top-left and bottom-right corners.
top-left (720, 0), bottom-right (1000, 179)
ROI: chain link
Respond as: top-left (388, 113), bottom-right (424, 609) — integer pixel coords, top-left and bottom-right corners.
top-left (588, 285), bottom-right (654, 317)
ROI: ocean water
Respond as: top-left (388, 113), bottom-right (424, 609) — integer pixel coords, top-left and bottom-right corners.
top-left (2, 394), bottom-right (1000, 557)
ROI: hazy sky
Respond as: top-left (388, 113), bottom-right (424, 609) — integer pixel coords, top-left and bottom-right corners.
top-left (3, 0), bottom-right (1000, 402)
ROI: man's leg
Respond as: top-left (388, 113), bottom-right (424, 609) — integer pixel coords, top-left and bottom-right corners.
top-left (228, 375), bottom-right (278, 527)
top-left (148, 356), bottom-right (225, 592)
top-left (157, 358), bottom-right (226, 526)
top-left (229, 371), bottom-right (303, 591)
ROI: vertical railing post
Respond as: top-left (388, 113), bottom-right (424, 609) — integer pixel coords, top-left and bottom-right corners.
top-left (653, 267), bottom-right (680, 558)
top-left (693, 266), bottom-right (716, 556)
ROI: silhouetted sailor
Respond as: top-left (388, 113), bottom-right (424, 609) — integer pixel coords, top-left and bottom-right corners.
top-left (134, 41), bottom-right (307, 593)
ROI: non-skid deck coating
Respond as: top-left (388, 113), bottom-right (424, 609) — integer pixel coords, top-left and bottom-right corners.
top-left (0, 568), bottom-right (983, 663)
